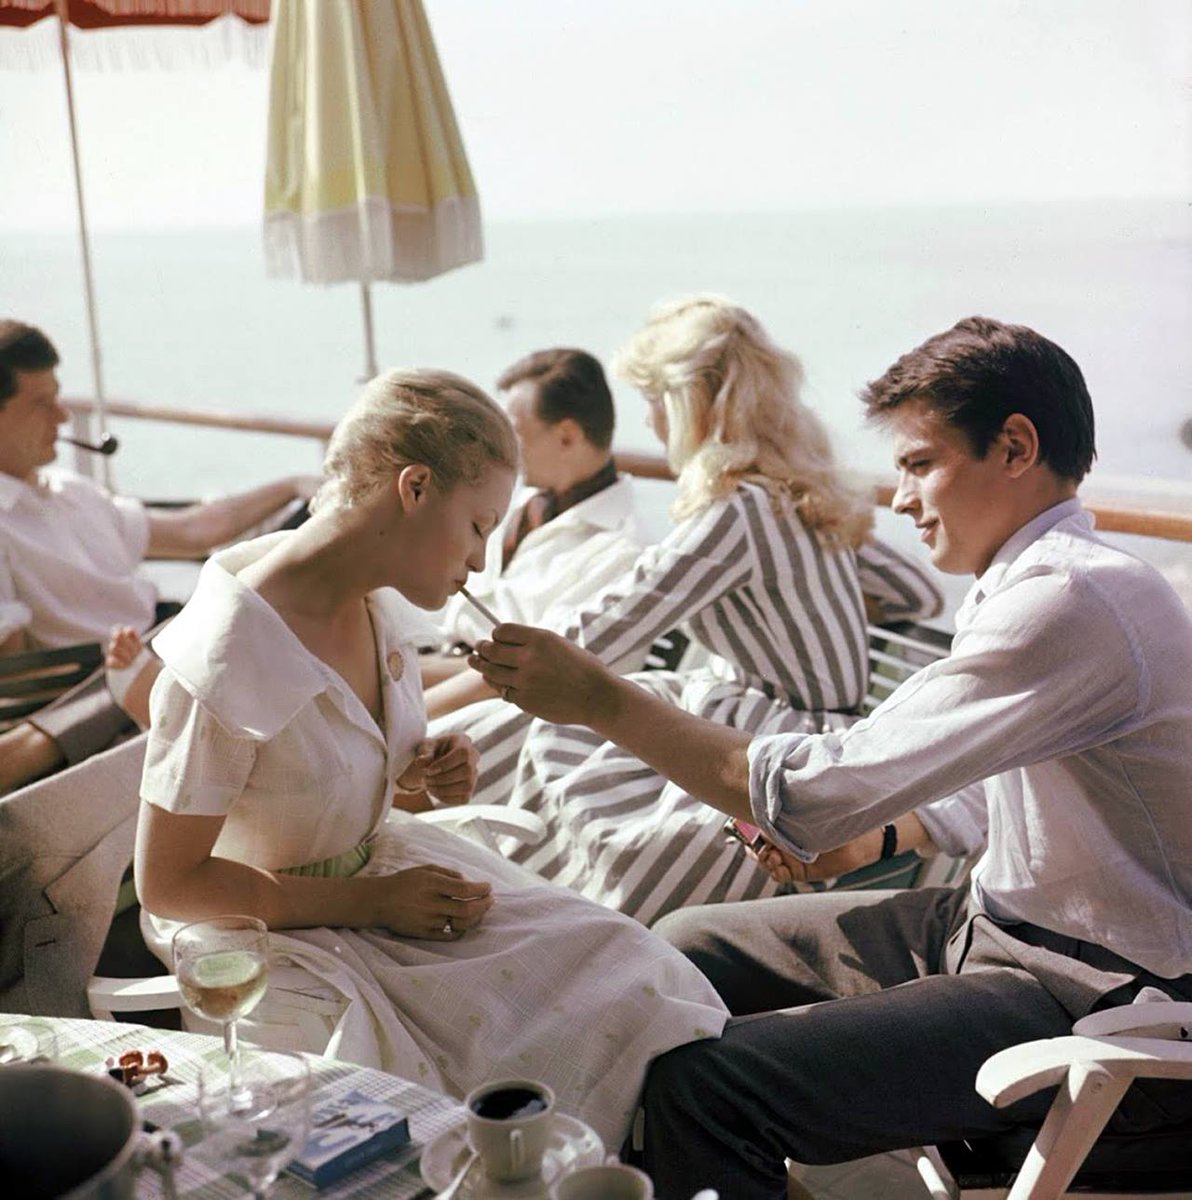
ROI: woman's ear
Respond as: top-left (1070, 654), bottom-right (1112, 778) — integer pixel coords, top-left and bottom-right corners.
top-left (396, 463), bottom-right (434, 511)
top-left (999, 413), bottom-right (1041, 478)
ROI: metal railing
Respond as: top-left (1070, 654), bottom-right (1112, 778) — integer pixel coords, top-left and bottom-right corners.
top-left (65, 396), bottom-right (1192, 545)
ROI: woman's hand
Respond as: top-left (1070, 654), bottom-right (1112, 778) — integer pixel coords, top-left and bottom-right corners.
top-left (394, 734), bottom-right (479, 806)
top-left (374, 864), bottom-right (494, 939)
top-left (469, 624), bottom-right (617, 725)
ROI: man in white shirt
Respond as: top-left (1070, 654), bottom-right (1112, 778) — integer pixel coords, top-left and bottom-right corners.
top-left (470, 317), bottom-right (1192, 1197)
top-left (422, 347), bottom-right (645, 718)
top-left (0, 319), bottom-right (317, 791)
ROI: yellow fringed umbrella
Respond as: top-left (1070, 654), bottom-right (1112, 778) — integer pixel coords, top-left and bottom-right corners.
top-left (263, 0), bottom-right (482, 379)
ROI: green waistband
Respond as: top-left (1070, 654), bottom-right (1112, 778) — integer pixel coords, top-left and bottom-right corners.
top-left (278, 839), bottom-right (373, 879)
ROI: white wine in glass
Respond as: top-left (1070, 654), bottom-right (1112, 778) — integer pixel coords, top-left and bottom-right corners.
top-left (174, 915), bottom-right (269, 1093)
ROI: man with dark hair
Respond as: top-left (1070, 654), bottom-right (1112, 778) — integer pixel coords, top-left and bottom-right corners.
top-left (0, 319), bottom-right (318, 791)
top-left (470, 317), bottom-right (1192, 1197)
top-left (422, 347), bottom-right (644, 717)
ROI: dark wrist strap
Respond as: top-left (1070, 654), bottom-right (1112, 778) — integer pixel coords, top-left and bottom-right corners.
top-left (879, 823), bottom-right (898, 860)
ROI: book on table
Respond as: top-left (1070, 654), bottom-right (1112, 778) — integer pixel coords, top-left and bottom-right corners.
top-left (286, 1088), bottom-right (413, 1189)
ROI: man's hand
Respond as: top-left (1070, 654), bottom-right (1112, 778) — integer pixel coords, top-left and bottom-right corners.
top-left (470, 624), bottom-right (616, 725)
top-left (394, 734), bottom-right (479, 806)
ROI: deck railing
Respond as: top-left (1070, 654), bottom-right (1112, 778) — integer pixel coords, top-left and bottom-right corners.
top-left (65, 396), bottom-right (1192, 545)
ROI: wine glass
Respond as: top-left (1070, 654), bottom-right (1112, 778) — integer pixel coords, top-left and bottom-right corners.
top-left (198, 1049), bottom-right (312, 1199)
top-left (173, 915), bottom-right (269, 1096)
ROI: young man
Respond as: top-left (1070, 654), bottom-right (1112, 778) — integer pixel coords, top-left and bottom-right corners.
top-left (0, 319), bottom-right (318, 790)
top-left (422, 347), bottom-right (645, 717)
top-left (470, 317), bottom-right (1192, 1197)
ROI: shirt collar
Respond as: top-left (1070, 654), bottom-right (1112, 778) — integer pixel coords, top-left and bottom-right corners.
top-left (0, 470), bottom-right (35, 512)
top-left (957, 497), bottom-right (1089, 626)
top-left (547, 473), bottom-right (636, 532)
top-left (152, 534), bottom-right (330, 739)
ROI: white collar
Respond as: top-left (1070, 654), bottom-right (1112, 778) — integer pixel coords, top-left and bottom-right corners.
top-left (153, 533), bottom-right (418, 740)
top-left (0, 470), bottom-right (37, 512)
top-left (957, 497), bottom-right (1089, 625)
top-left (527, 473), bottom-right (636, 533)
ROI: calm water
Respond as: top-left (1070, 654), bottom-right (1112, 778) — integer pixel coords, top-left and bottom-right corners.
top-left (2, 199), bottom-right (1189, 611)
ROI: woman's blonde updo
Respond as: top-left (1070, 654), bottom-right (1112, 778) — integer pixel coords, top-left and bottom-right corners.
top-left (614, 294), bottom-right (872, 546)
top-left (312, 368), bottom-right (519, 512)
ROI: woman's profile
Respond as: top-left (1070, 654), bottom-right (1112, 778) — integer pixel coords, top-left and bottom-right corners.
top-left (133, 368), bottom-right (726, 1148)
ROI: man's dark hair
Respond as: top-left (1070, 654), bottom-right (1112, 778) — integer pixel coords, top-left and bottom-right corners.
top-left (0, 320), bottom-right (59, 408)
top-left (861, 316), bottom-right (1096, 483)
top-left (497, 348), bottom-right (615, 452)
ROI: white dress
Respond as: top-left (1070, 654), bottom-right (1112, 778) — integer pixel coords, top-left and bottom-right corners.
top-left (139, 535), bottom-right (727, 1149)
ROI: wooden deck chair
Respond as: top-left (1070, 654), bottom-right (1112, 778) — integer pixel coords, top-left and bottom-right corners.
top-left (916, 1001), bottom-right (1192, 1199)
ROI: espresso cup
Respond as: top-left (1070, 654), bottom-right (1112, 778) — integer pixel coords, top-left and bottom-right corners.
top-left (550, 1163), bottom-right (654, 1200)
top-left (465, 1078), bottom-right (556, 1183)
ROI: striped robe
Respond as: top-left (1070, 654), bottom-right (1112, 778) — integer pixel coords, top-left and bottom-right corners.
top-left (430, 482), bottom-right (942, 924)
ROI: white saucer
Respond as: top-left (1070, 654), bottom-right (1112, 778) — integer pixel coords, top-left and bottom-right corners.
top-left (420, 1114), bottom-right (604, 1198)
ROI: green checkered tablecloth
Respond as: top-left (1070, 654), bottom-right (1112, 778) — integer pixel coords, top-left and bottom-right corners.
top-left (1, 1013), bottom-right (463, 1199)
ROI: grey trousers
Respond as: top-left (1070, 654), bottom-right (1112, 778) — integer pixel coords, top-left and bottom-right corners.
top-left (640, 887), bottom-right (1192, 1200)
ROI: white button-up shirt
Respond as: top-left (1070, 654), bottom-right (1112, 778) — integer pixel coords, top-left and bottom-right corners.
top-left (434, 475), bottom-right (645, 648)
top-left (0, 467), bottom-right (157, 647)
top-left (750, 499), bottom-right (1192, 979)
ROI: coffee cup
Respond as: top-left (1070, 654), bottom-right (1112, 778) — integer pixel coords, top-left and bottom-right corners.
top-left (465, 1078), bottom-right (556, 1183)
top-left (550, 1162), bottom-right (654, 1200)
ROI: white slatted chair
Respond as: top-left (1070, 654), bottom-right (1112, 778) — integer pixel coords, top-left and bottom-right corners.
top-left (915, 1000), bottom-right (1192, 1199)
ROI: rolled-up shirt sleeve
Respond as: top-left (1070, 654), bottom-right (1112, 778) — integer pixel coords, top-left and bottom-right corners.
top-left (748, 569), bottom-right (1142, 858)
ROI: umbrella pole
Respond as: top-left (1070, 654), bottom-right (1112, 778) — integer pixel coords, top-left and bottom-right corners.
top-left (55, 0), bottom-right (110, 487)
top-left (359, 282), bottom-right (379, 382)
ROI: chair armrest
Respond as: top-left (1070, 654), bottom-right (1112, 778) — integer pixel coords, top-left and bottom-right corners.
top-left (1071, 1000), bottom-right (1192, 1040)
top-left (419, 804), bottom-right (547, 846)
top-left (87, 974), bottom-right (182, 1016)
top-left (976, 1033), bottom-right (1192, 1108)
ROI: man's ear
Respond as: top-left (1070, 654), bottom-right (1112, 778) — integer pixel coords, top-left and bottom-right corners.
top-left (396, 463), bottom-right (433, 511)
top-left (999, 413), bottom-right (1041, 478)
top-left (554, 417), bottom-right (584, 450)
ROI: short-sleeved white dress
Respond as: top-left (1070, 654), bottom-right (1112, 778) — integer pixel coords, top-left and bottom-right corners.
top-left (139, 535), bottom-right (727, 1149)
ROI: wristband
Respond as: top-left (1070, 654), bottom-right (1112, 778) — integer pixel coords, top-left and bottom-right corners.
top-left (879, 822), bottom-right (898, 860)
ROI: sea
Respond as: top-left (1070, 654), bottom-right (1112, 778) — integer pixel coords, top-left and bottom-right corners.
top-left (2, 198), bottom-right (1189, 615)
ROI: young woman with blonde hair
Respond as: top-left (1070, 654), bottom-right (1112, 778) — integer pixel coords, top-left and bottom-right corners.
top-left (433, 297), bottom-right (944, 924)
top-left (133, 368), bottom-right (727, 1149)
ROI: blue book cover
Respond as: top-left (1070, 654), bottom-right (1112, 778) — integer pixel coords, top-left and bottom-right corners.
top-left (287, 1089), bottom-right (413, 1189)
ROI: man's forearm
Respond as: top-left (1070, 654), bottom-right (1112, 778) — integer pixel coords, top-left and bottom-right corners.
top-left (588, 673), bottom-right (754, 819)
top-left (147, 477), bottom-right (308, 558)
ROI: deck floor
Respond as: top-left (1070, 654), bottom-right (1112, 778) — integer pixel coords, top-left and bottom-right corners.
top-left (800, 1149), bottom-right (926, 1199)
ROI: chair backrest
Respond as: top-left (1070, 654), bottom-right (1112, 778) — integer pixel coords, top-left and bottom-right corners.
top-left (864, 620), bottom-right (952, 715)
top-left (0, 642), bottom-right (103, 729)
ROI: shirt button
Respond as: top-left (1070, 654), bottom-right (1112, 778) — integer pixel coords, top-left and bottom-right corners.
top-left (386, 650), bottom-right (405, 682)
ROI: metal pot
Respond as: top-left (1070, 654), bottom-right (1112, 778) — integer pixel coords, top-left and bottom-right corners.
top-left (0, 1064), bottom-right (181, 1200)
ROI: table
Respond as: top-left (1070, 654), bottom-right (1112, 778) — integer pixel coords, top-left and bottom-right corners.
top-left (1, 1013), bottom-right (464, 1199)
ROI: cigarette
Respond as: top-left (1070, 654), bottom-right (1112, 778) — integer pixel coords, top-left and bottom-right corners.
top-left (459, 586), bottom-right (501, 629)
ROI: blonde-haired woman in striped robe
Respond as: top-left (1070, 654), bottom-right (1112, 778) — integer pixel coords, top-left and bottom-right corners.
top-left (430, 295), bottom-right (943, 924)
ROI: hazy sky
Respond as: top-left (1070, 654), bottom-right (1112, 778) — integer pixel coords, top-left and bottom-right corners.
top-left (0, 0), bottom-right (1188, 231)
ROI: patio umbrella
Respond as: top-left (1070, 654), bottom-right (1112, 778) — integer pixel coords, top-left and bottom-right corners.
top-left (0, 0), bottom-right (268, 479)
top-left (263, 0), bottom-right (482, 380)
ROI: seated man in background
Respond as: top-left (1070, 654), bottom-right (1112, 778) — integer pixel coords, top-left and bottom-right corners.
top-left (0, 319), bottom-right (318, 791)
top-left (422, 346), bottom-right (646, 717)
top-left (471, 316), bottom-right (1192, 1198)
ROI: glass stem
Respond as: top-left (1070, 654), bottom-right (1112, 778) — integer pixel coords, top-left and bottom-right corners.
top-left (224, 1018), bottom-right (240, 1090)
